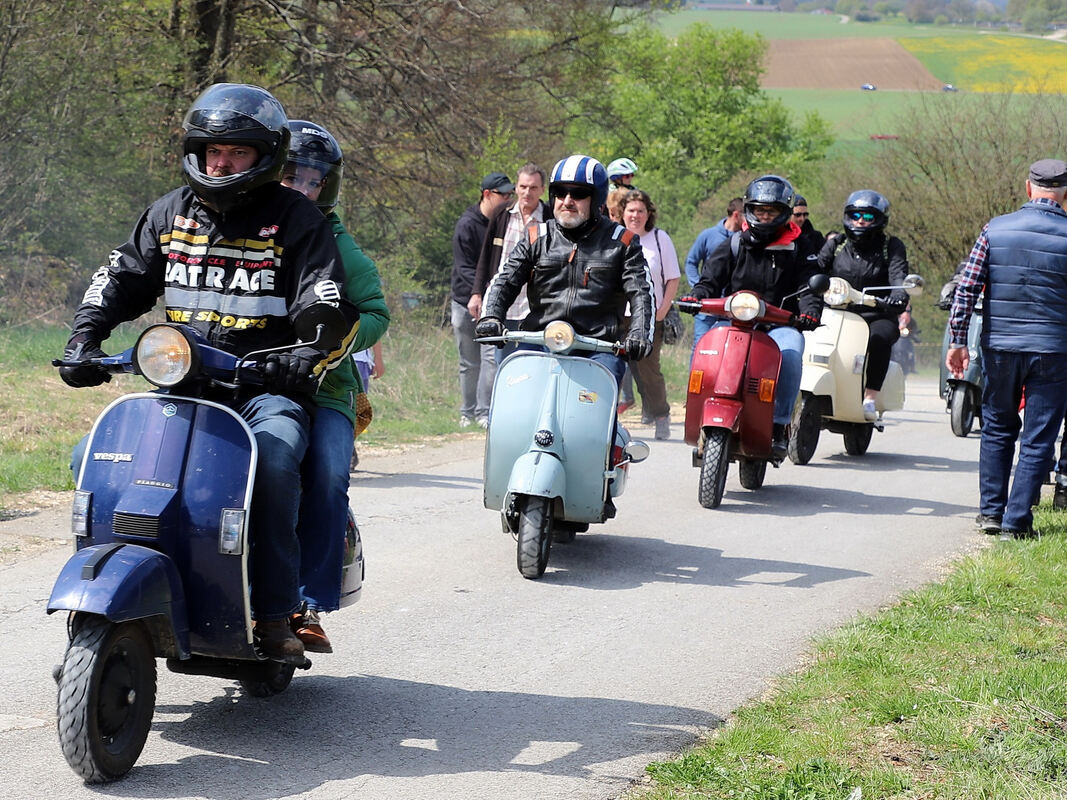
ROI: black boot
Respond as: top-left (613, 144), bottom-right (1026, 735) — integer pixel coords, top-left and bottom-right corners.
top-left (1055, 480), bottom-right (1067, 511)
top-left (771, 423), bottom-right (788, 458)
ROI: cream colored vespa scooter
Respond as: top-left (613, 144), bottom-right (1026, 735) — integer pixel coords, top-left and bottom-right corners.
top-left (788, 274), bottom-right (924, 464)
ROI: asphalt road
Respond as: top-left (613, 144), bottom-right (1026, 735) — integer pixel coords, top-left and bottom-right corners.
top-left (0, 377), bottom-right (985, 799)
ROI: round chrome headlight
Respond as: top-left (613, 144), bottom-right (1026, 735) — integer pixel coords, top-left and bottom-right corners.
top-left (727, 292), bottom-right (762, 322)
top-left (135, 325), bottom-right (197, 387)
top-left (544, 320), bottom-right (576, 353)
top-left (824, 277), bottom-right (849, 307)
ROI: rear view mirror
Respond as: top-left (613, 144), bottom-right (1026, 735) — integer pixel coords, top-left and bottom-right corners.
top-left (902, 274), bottom-right (924, 297)
top-left (808, 273), bottom-right (831, 294)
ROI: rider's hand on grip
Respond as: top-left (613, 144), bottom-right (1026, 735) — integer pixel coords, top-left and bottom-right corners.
top-left (877, 297), bottom-right (908, 314)
top-left (474, 317), bottom-right (505, 346)
top-left (264, 347), bottom-right (323, 395)
top-left (624, 335), bottom-right (653, 361)
top-left (792, 313), bottom-right (820, 332)
top-left (59, 340), bottom-right (112, 388)
top-left (675, 296), bottom-right (703, 315)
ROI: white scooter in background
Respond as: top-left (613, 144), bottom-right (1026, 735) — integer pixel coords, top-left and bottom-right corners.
top-left (788, 274), bottom-right (924, 464)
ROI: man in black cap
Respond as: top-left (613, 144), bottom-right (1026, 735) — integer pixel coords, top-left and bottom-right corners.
top-left (450, 171), bottom-right (515, 427)
top-left (947, 158), bottom-right (1067, 539)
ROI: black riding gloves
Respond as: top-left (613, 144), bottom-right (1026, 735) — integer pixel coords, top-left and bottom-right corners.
top-left (792, 313), bottom-right (820, 332)
top-left (624, 335), bottom-right (653, 361)
top-left (675, 296), bottom-right (703, 314)
top-left (474, 317), bottom-right (505, 341)
top-left (264, 347), bottom-right (325, 395)
top-left (59, 339), bottom-right (112, 388)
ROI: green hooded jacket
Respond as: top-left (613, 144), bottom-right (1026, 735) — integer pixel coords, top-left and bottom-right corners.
top-left (314, 211), bottom-right (390, 425)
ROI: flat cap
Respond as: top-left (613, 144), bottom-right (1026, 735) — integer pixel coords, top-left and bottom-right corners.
top-left (1028, 158), bottom-right (1067, 188)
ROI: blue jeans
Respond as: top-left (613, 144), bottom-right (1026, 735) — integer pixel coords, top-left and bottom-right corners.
top-left (296, 407), bottom-right (353, 613)
top-left (710, 322), bottom-right (804, 425)
top-left (690, 313), bottom-right (715, 365)
top-left (979, 348), bottom-right (1067, 532)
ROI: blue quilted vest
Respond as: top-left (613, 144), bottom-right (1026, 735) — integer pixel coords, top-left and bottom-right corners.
top-left (984, 200), bottom-right (1067, 353)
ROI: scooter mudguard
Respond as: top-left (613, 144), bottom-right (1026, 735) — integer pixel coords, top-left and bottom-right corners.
top-left (48, 543), bottom-right (190, 659)
top-left (699, 398), bottom-right (743, 433)
top-left (76, 393), bottom-right (257, 660)
top-left (485, 351), bottom-right (616, 524)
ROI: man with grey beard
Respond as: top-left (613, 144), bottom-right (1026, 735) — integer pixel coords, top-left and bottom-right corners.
top-left (476, 154), bottom-right (654, 386)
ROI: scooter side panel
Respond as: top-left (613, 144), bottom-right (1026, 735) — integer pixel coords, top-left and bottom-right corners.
top-left (685, 325), bottom-right (745, 446)
top-left (736, 331), bottom-right (780, 458)
top-left (807, 307), bottom-right (868, 422)
top-left (48, 543), bottom-right (190, 658)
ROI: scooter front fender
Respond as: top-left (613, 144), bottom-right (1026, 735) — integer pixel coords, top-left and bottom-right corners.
top-left (700, 397), bottom-right (743, 433)
top-left (47, 543), bottom-right (189, 658)
top-left (506, 451), bottom-right (567, 504)
top-left (800, 367), bottom-right (835, 399)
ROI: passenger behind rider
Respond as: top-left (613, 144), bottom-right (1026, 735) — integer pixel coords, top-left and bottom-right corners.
top-left (475, 154), bottom-right (655, 389)
top-left (281, 121), bottom-right (390, 654)
top-left (59, 84), bottom-right (358, 664)
top-left (684, 174), bottom-right (823, 457)
top-left (817, 190), bottom-right (909, 421)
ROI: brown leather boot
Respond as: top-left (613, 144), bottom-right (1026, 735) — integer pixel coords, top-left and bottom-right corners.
top-left (291, 608), bottom-right (333, 653)
top-left (254, 618), bottom-right (305, 663)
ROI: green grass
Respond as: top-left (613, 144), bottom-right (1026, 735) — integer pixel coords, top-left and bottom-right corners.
top-left (637, 509), bottom-right (1067, 799)
top-left (655, 9), bottom-right (979, 40)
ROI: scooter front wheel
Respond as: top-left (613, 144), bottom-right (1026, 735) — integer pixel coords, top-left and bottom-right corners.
top-left (699, 428), bottom-right (730, 509)
top-left (57, 617), bottom-right (156, 783)
top-left (788, 393), bottom-right (822, 465)
top-left (949, 384), bottom-right (975, 438)
top-left (516, 495), bottom-right (553, 579)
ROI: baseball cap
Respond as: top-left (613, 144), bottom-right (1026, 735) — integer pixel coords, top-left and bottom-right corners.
top-left (1028, 159), bottom-right (1067, 188)
top-left (481, 172), bottom-right (515, 193)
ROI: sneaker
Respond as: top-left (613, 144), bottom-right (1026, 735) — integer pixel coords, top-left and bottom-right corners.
top-left (1055, 482), bottom-right (1067, 511)
top-left (476, 415), bottom-right (490, 429)
top-left (349, 448), bottom-right (359, 471)
top-left (862, 399), bottom-right (877, 421)
top-left (290, 609), bottom-right (333, 654)
top-left (1000, 525), bottom-right (1041, 541)
top-left (459, 415), bottom-right (474, 428)
top-left (654, 415), bottom-right (671, 440)
top-left (771, 423), bottom-right (788, 458)
top-left (641, 412), bottom-right (654, 425)
top-left (255, 618), bottom-right (306, 663)
top-left (617, 400), bottom-right (634, 414)
top-left (975, 513), bottom-right (1002, 534)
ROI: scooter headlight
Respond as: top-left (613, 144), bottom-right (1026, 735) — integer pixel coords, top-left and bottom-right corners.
top-left (727, 292), bottom-right (763, 322)
top-left (544, 320), bottom-right (576, 353)
top-left (134, 325), bottom-right (198, 388)
top-left (824, 277), bottom-right (849, 307)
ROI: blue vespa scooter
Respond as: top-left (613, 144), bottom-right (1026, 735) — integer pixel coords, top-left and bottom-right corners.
top-left (477, 321), bottom-right (650, 579)
top-left (48, 304), bottom-right (363, 783)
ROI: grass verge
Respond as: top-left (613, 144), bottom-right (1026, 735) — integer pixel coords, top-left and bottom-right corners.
top-left (637, 507), bottom-right (1067, 799)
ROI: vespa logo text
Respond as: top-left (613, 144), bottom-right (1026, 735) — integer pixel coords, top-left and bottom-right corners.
top-left (93, 452), bottom-right (133, 463)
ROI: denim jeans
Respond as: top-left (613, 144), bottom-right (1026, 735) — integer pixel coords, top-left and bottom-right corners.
top-left (710, 322), bottom-right (804, 425)
top-left (690, 313), bottom-right (715, 365)
top-left (979, 348), bottom-right (1067, 532)
top-left (296, 407), bottom-right (354, 613)
top-left (451, 299), bottom-right (495, 419)
top-left (240, 393), bottom-right (312, 620)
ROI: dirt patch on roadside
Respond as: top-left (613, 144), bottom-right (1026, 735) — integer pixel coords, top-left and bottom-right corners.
top-left (763, 37), bottom-right (944, 90)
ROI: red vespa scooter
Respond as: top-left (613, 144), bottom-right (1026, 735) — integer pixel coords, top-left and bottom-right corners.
top-left (677, 274), bottom-right (828, 509)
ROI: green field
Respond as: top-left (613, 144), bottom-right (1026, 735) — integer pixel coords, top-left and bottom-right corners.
top-left (655, 9), bottom-right (978, 40)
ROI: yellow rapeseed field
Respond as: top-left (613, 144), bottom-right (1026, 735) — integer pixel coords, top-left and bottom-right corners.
top-left (900, 35), bottom-right (1067, 93)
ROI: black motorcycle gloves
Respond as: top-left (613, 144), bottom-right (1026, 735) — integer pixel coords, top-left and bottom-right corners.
top-left (675, 296), bottom-right (703, 314)
top-left (474, 317), bottom-right (505, 343)
top-left (59, 338), bottom-right (112, 388)
top-left (264, 346), bottom-right (325, 395)
top-left (624, 335), bottom-right (653, 361)
top-left (792, 313), bottom-right (821, 331)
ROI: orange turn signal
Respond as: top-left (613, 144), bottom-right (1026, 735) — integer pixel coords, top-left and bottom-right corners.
top-left (758, 378), bottom-right (775, 403)
top-left (688, 370), bottom-right (704, 394)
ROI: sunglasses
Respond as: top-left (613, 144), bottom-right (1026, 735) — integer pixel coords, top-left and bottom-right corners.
top-left (553, 186), bottom-right (593, 201)
top-left (792, 211), bottom-right (810, 218)
top-left (491, 189), bottom-right (514, 197)
top-left (848, 211), bottom-right (876, 222)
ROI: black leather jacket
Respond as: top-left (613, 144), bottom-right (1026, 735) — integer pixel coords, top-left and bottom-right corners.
top-left (482, 215), bottom-right (654, 344)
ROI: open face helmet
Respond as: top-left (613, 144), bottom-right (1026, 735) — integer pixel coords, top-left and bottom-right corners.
top-left (843, 189), bottom-right (889, 241)
top-left (549, 155), bottom-right (609, 212)
top-left (606, 157), bottom-right (638, 182)
top-left (286, 120), bottom-right (344, 214)
top-left (181, 83), bottom-right (290, 212)
top-left (742, 175), bottom-right (795, 242)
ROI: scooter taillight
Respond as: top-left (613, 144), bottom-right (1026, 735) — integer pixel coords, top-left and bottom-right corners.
top-left (612, 444), bottom-right (625, 468)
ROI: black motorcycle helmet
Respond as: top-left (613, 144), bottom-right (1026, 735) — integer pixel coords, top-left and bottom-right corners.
top-left (182, 83), bottom-right (291, 213)
top-left (743, 175), bottom-right (795, 243)
top-left (286, 120), bottom-right (344, 215)
top-left (843, 189), bottom-right (890, 242)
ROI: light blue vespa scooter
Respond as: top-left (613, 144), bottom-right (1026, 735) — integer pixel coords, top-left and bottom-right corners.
top-left (477, 321), bottom-right (650, 579)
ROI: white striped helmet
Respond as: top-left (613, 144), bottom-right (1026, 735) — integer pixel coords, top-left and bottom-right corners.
top-left (549, 154), bottom-right (609, 210)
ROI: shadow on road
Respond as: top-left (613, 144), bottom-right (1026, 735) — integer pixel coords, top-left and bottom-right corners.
top-left (106, 677), bottom-right (721, 798)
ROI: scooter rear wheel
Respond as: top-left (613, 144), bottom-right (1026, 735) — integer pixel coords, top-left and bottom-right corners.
top-left (788, 392), bottom-right (822, 465)
top-left (949, 384), bottom-right (975, 438)
top-left (239, 662), bottom-right (297, 697)
top-left (738, 459), bottom-right (767, 490)
top-left (699, 428), bottom-right (730, 509)
top-left (843, 423), bottom-right (873, 456)
top-left (516, 495), bottom-right (553, 579)
top-left (57, 617), bottom-right (156, 783)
